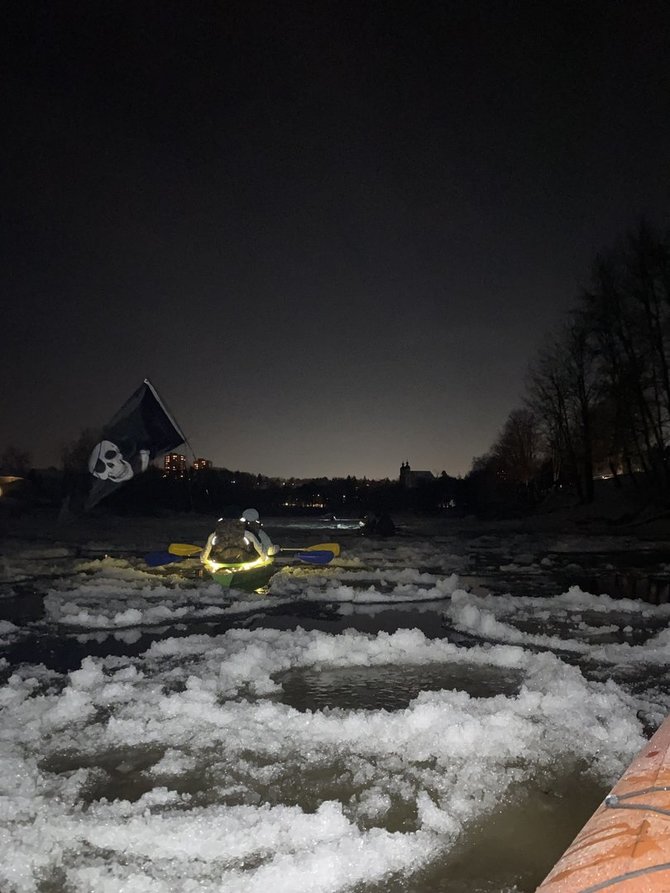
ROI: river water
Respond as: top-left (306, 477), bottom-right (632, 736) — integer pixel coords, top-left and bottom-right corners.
top-left (1, 511), bottom-right (669, 892)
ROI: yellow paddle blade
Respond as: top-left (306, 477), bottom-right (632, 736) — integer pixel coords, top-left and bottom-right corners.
top-left (168, 543), bottom-right (203, 556)
top-left (304, 542), bottom-right (341, 556)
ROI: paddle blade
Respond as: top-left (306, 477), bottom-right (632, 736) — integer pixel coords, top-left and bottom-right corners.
top-left (295, 550), bottom-right (334, 565)
top-left (168, 543), bottom-right (203, 556)
top-left (145, 551), bottom-right (185, 567)
top-left (309, 542), bottom-right (340, 556)
top-left (281, 542), bottom-right (341, 556)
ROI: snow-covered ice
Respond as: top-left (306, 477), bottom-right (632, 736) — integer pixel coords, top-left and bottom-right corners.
top-left (1, 515), bottom-right (669, 892)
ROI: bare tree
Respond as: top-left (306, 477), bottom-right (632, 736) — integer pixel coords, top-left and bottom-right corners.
top-left (476, 224), bottom-right (670, 504)
top-left (527, 336), bottom-right (577, 495)
top-left (526, 313), bottom-right (599, 502)
top-left (491, 408), bottom-right (542, 486)
top-left (582, 223), bottom-right (670, 489)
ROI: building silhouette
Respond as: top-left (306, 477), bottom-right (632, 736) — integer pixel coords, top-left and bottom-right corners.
top-left (399, 461), bottom-right (435, 488)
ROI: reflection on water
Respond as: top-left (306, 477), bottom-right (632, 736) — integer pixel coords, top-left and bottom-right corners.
top-left (363, 776), bottom-right (606, 893)
top-left (278, 663), bottom-right (523, 712)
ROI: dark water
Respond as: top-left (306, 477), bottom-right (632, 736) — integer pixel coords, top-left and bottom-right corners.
top-left (363, 776), bottom-right (606, 892)
top-left (279, 663), bottom-right (524, 712)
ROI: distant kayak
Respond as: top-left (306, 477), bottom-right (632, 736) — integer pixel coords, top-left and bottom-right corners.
top-left (537, 714), bottom-right (670, 892)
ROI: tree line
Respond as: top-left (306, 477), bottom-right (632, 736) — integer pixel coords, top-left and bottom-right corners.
top-left (470, 223), bottom-right (670, 511)
top-left (7, 222), bottom-right (670, 519)
top-left (1, 438), bottom-right (463, 517)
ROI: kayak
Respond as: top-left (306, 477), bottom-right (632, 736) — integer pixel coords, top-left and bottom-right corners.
top-left (536, 714), bottom-right (670, 892)
top-left (204, 554), bottom-right (276, 592)
top-left (147, 542), bottom-right (338, 589)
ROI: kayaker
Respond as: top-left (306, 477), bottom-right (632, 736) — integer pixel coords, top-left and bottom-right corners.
top-left (360, 511), bottom-right (378, 535)
top-left (360, 509), bottom-right (396, 537)
top-left (240, 508), bottom-right (278, 559)
top-left (200, 517), bottom-right (251, 565)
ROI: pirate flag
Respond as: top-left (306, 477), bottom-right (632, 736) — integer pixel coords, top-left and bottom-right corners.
top-left (59, 379), bottom-right (186, 520)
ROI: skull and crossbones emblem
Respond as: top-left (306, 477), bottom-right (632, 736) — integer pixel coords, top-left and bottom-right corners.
top-left (88, 440), bottom-right (134, 483)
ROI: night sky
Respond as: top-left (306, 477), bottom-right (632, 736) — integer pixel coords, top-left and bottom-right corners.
top-left (3, 2), bottom-right (670, 480)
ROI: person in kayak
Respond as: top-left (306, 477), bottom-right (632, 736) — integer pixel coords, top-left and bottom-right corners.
top-left (240, 508), bottom-right (278, 559)
top-left (200, 517), bottom-right (250, 565)
top-left (201, 509), bottom-right (278, 567)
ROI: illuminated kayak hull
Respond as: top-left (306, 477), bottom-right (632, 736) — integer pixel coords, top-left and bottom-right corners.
top-left (537, 714), bottom-right (670, 892)
top-left (207, 557), bottom-right (276, 592)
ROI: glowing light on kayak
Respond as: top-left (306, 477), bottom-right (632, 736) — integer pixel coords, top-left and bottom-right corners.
top-left (203, 554), bottom-right (274, 575)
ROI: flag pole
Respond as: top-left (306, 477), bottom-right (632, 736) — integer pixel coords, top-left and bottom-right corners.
top-left (145, 378), bottom-right (198, 510)
top-left (144, 377), bottom-right (199, 461)
top-left (143, 379), bottom-right (188, 445)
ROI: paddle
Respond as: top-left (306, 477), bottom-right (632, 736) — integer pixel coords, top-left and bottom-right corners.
top-left (146, 548), bottom-right (334, 568)
top-left (168, 543), bottom-right (204, 556)
top-left (289, 550), bottom-right (334, 565)
top-left (279, 542), bottom-right (341, 557)
top-left (168, 541), bottom-right (341, 558)
top-left (144, 550), bottom-right (187, 567)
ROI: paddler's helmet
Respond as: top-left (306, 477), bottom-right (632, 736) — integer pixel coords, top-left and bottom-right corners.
top-left (241, 508), bottom-right (260, 523)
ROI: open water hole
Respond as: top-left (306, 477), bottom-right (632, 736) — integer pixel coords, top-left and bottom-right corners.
top-left (277, 662), bottom-right (524, 711)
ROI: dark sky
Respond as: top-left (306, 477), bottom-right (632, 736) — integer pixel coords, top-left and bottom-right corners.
top-left (3, 1), bottom-right (670, 479)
